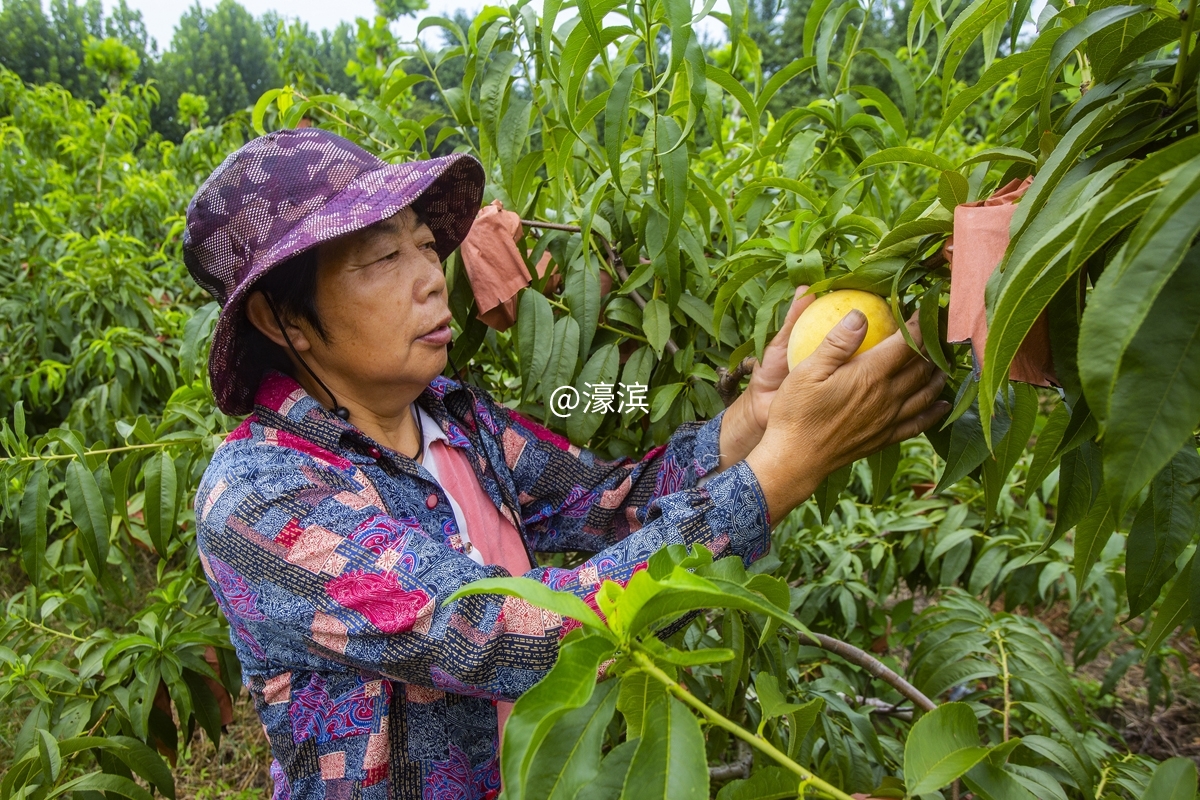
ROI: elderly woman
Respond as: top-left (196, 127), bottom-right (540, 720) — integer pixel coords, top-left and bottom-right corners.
top-left (185, 128), bottom-right (947, 800)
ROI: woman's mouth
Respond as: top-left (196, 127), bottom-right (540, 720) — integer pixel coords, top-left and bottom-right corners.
top-left (418, 324), bottom-right (453, 345)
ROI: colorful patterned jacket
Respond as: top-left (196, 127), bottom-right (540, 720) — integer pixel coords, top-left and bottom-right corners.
top-left (194, 370), bottom-right (772, 800)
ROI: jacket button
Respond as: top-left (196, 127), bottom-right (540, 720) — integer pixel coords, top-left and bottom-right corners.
top-left (368, 447), bottom-right (382, 459)
top-left (426, 493), bottom-right (438, 509)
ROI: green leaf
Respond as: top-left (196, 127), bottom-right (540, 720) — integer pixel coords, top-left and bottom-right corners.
top-left (815, 462), bottom-right (852, 523)
top-left (754, 673), bottom-right (807, 722)
top-left (1126, 446), bottom-right (1200, 616)
top-left (1078, 157), bottom-right (1200, 428)
top-left (606, 65), bottom-right (640, 193)
top-left (1144, 554), bottom-right (1194, 651)
top-left (108, 736), bottom-right (175, 799)
top-left (1100, 247), bottom-right (1200, 517)
top-left (65, 459), bottom-right (110, 579)
top-left (963, 761), bottom-right (1039, 800)
top-left (787, 697), bottom-right (824, 759)
top-left (620, 695), bottom-right (707, 800)
top-left (981, 384), bottom-right (1038, 518)
top-left (525, 680), bottom-right (619, 800)
top-left (707, 68), bottom-right (758, 132)
top-left (915, 280), bottom-right (952, 376)
top-left (181, 302), bottom-right (220, 382)
top-left (498, 96), bottom-right (533, 178)
top-left (568, 344), bottom-right (620, 445)
top-left (1007, 101), bottom-right (1125, 248)
top-left (1039, 5), bottom-right (1152, 131)
top-left (868, 442), bottom-right (902, 506)
top-left (938, 170), bottom-right (970, 210)
top-left (657, 647), bottom-right (735, 666)
top-left (447, 577), bottom-right (610, 634)
top-left (1072, 486), bottom-right (1117, 586)
top-left (37, 729), bottom-right (60, 782)
top-left (760, 57), bottom-right (817, 112)
top-left (624, 571), bottom-right (808, 640)
top-left (1142, 758), bottom-right (1198, 800)
top-left (979, 205), bottom-right (1091, 432)
top-left (576, 739), bottom-right (639, 800)
top-left (1086, 0), bottom-right (1149, 81)
top-left (936, 51), bottom-right (1040, 141)
top-left (715, 767), bottom-right (802, 800)
top-left (48, 772), bottom-right (155, 800)
top-left (502, 634), bottom-right (617, 799)
top-left (904, 702), bottom-right (991, 795)
top-left (183, 668), bottom-right (223, 745)
top-left (936, 0), bottom-right (1009, 87)
top-left (519, 289), bottom-right (555, 398)
top-left (1050, 441), bottom-right (1102, 546)
top-left (251, 88), bottom-right (283, 135)
top-left (618, 669), bottom-right (667, 739)
top-left (643, 298), bottom-right (671, 358)
top-left (143, 450), bottom-right (178, 558)
top-left (544, 316), bottom-right (581, 416)
top-left (860, 47), bottom-right (916, 120)
top-left (873, 218), bottom-right (954, 254)
top-left (934, 390), bottom-right (1013, 494)
top-left (1026, 403), bottom-right (1070, 495)
top-left (858, 147), bottom-right (955, 173)
top-left (19, 465), bottom-right (48, 588)
top-left (480, 51), bottom-right (518, 146)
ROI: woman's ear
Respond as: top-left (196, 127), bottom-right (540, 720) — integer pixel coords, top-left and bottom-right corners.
top-left (245, 291), bottom-right (313, 353)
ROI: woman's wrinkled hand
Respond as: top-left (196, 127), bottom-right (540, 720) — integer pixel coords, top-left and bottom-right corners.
top-left (716, 287), bottom-right (815, 471)
top-left (741, 285), bottom-right (816, 435)
top-left (744, 306), bottom-right (949, 525)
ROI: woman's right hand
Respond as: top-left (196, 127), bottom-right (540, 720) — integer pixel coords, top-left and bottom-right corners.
top-left (743, 308), bottom-right (950, 525)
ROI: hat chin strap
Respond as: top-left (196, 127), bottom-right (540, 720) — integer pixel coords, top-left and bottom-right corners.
top-left (263, 294), bottom-right (351, 421)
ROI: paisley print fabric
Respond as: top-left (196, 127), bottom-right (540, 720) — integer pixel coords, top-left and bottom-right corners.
top-left (195, 369), bottom-right (771, 799)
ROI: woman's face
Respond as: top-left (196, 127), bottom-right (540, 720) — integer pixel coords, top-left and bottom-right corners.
top-left (269, 207), bottom-right (453, 405)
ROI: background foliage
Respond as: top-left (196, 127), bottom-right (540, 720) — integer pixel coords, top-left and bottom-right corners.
top-left (1, 0), bottom-right (1200, 795)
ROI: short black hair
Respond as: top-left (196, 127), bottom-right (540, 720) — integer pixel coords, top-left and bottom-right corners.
top-left (256, 246), bottom-right (326, 341)
top-left (239, 246), bottom-right (324, 386)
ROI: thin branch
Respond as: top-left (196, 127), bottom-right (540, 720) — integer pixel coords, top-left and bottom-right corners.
top-left (709, 739), bottom-right (753, 782)
top-left (716, 357), bottom-right (757, 406)
top-left (15, 438), bottom-right (209, 463)
top-left (805, 632), bottom-right (937, 713)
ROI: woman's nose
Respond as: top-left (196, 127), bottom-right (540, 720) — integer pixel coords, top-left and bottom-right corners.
top-left (414, 255), bottom-right (447, 301)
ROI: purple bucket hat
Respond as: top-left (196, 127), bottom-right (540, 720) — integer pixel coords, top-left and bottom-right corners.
top-left (183, 128), bottom-right (485, 416)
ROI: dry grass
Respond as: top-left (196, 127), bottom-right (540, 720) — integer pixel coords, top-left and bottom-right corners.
top-left (174, 695), bottom-right (272, 800)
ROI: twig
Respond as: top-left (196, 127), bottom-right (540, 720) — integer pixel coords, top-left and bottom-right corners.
top-left (521, 219), bottom-right (679, 356)
top-left (709, 739), bottom-right (753, 782)
top-left (16, 438), bottom-right (208, 463)
top-left (716, 357), bottom-right (757, 406)
top-left (805, 632), bottom-right (937, 713)
top-left (1169, 0), bottom-right (1199, 107)
top-left (837, 693), bottom-right (914, 721)
top-left (86, 709), bottom-right (111, 737)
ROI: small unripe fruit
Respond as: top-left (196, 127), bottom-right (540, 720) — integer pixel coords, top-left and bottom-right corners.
top-left (787, 289), bottom-right (899, 370)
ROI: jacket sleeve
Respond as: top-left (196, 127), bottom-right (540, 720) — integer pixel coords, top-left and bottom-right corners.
top-left (484, 390), bottom-right (771, 563)
top-left (196, 410), bottom-right (771, 702)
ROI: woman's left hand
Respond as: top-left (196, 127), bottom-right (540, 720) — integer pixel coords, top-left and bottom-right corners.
top-left (718, 286), bottom-right (815, 470)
